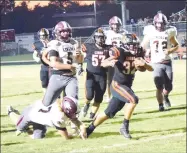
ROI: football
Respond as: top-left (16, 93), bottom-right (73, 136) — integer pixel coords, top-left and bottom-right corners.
top-left (136, 66), bottom-right (146, 72)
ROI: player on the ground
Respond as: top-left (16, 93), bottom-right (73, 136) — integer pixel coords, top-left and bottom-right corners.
top-left (7, 96), bottom-right (87, 140)
top-left (86, 33), bottom-right (153, 139)
top-left (104, 16), bottom-right (128, 102)
top-left (32, 28), bottom-right (50, 93)
top-left (80, 28), bottom-right (114, 119)
top-left (141, 12), bottom-right (179, 111)
top-left (40, 21), bottom-right (83, 107)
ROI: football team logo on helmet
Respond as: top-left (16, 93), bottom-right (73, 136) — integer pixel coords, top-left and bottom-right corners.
top-left (61, 96), bottom-right (78, 119)
top-left (37, 28), bottom-right (49, 41)
top-left (54, 21), bottom-right (72, 42)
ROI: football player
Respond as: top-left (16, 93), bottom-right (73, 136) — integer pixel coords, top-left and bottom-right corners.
top-left (86, 33), bottom-right (153, 139)
top-left (80, 28), bottom-right (114, 119)
top-left (104, 16), bottom-right (128, 102)
top-left (32, 28), bottom-right (50, 93)
top-left (40, 21), bottom-right (84, 107)
top-left (7, 96), bottom-right (87, 140)
top-left (141, 12), bottom-right (179, 111)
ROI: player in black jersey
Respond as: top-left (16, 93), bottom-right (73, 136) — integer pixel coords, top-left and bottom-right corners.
top-left (80, 28), bottom-right (113, 119)
top-left (32, 28), bottom-right (50, 93)
top-left (86, 33), bottom-right (153, 139)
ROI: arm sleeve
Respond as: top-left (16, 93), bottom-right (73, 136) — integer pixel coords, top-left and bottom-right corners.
top-left (49, 50), bottom-right (59, 57)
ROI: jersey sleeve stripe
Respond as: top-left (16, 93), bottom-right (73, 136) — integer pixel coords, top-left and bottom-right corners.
top-left (111, 47), bottom-right (120, 59)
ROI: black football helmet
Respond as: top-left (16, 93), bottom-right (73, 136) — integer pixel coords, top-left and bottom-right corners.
top-left (61, 96), bottom-right (78, 119)
top-left (93, 28), bottom-right (106, 47)
top-left (37, 28), bottom-right (49, 41)
top-left (121, 33), bottom-right (144, 57)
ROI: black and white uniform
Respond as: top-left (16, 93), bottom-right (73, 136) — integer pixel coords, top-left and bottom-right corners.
top-left (42, 38), bottom-right (79, 106)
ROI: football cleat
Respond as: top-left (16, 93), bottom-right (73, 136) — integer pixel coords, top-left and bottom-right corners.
top-left (159, 104), bottom-right (165, 112)
top-left (119, 125), bottom-right (132, 139)
top-left (7, 105), bottom-right (20, 116)
top-left (163, 95), bottom-right (171, 108)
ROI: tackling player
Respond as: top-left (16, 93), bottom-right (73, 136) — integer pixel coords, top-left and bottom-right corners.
top-left (32, 28), bottom-right (50, 94)
top-left (104, 16), bottom-right (128, 102)
top-left (80, 28), bottom-right (114, 119)
top-left (7, 96), bottom-right (87, 140)
top-left (141, 12), bottom-right (179, 111)
top-left (86, 33), bottom-right (153, 139)
top-left (40, 21), bottom-right (84, 107)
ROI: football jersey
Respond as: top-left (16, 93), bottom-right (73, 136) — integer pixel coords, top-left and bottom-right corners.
top-left (143, 25), bottom-right (177, 63)
top-left (104, 29), bottom-right (128, 47)
top-left (81, 43), bottom-right (110, 75)
top-left (29, 101), bottom-right (69, 129)
top-left (46, 38), bottom-right (79, 74)
top-left (109, 47), bottom-right (144, 87)
top-left (32, 40), bottom-right (48, 66)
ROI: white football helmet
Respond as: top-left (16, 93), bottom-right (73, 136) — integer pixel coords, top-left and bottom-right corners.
top-left (54, 21), bottom-right (72, 42)
top-left (109, 16), bottom-right (122, 32)
top-left (153, 13), bottom-right (168, 32)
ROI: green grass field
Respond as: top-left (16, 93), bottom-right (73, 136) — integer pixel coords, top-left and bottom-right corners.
top-left (1, 54), bottom-right (33, 62)
top-left (1, 60), bottom-right (186, 153)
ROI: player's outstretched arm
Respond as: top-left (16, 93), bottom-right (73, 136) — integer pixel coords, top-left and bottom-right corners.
top-left (101, 56), bottom-right (117, 68)
top-left (58, 128), bottom-right (74, 140)
top-left (134, 58), bottom-right (154, 72)
top-left (71, 118), bottom-right (87, 140)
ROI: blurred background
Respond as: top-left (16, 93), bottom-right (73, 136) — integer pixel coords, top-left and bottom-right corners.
top-left (0, 0), bottom-right (186, 59)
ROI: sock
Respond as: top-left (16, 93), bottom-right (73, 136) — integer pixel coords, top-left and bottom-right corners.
top-left (123, 119), bottom-right (129, 126)
top-left (90, 112), bottom-right (95, 119)
top-left (159, 103), bottom-right (164, 106)
top-left (86, 122), bottom-right (96, 137)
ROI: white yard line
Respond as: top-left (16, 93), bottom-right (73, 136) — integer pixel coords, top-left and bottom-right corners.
top-left (69, 133), bottom-right (185, 153)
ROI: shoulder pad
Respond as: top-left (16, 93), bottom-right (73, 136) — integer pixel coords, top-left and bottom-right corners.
top-left (166, 26), bottom-right (177, 38)
top-left (143, 25), bottom-right (155, 36)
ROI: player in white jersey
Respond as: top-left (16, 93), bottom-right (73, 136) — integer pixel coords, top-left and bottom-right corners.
top-left (7, 96), bottom-right (87, 140)
top-left (141, 12), bottom-right (179, 111)
top-left (104, 16), bottom-right (128, 102)
top-left (40, 21), bottom-right (84, 107)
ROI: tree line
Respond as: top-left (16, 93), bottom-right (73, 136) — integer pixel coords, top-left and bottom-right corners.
top-left (1, 0), bottom-right (185, 34)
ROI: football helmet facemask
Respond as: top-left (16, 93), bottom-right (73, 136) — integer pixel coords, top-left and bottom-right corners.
top-left (93, 28), bottom-right (106, 47)
top-left (54, 21), bottom-right (72, 42)
top-left (153, 12), bottom-right (168, 32)
top-left (109, 16), bottom-right (122, 32)
top-left (37, 28), bottom-right (49, 41)
top-left (121, 33), bottom-right (143, 56)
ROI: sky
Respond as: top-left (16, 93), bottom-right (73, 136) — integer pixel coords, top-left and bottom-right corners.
top-left (15, 1), bottom-right (94, 10)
